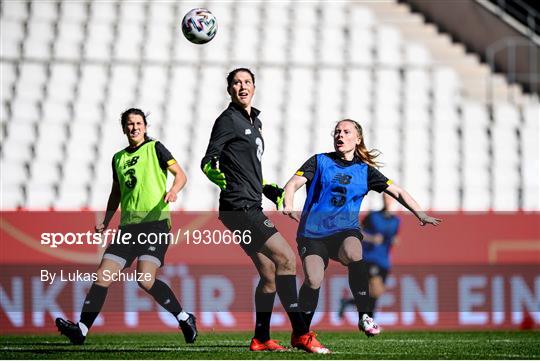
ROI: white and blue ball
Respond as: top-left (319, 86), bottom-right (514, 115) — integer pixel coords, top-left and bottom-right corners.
top-left (181, 8), bottom-right (217, 45)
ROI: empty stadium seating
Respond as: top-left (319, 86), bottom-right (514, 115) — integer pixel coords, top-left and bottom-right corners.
top-left (0, 0), bottom-right (538, 211)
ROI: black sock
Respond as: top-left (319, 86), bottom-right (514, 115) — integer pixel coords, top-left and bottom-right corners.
top-left (144, 279), bottom-right (183, 317)
top-left (275, 275), bottom-right (308, 336)
top-left (368, 296), bottom-right (377, 318)
top-left (79, 283), bottom-right (108, 329)
top-left (348, 260), bottom-right (370, 317)
top-left (299, 284), bottom-right (320, 329)
top-left (253, 287), bottom-right (275, 342)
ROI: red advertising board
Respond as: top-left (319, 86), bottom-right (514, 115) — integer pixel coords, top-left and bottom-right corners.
top-left (1, 211), bottom-right (539, 333)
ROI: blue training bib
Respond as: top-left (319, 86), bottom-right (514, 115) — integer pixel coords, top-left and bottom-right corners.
top-left (298, 154), bottom-right (369, 238)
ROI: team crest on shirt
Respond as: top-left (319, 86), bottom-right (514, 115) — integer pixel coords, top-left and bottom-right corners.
top-left (263, 219), bottom-right (274, 228)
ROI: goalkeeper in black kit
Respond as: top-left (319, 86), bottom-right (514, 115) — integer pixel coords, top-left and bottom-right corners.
top-left (201, 68), bottom-right (330, 353)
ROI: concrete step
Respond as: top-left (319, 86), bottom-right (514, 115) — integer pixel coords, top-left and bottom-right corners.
top-left (360, 0), bottom-right (528, 104)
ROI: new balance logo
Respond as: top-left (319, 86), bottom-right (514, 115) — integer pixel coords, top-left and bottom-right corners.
top-left (123, 156), bottom-right (139, 169)
top-left (245, 129), bottom-right (252, 135)
top-left (333, 173), bottom-right (352, 185)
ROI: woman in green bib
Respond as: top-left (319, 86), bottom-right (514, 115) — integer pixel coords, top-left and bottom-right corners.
top-left (56, 108), bottom-right (197, 345)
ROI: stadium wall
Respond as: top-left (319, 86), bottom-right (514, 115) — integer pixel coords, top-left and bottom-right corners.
top-left (1, 211), bottom-right (539, 333)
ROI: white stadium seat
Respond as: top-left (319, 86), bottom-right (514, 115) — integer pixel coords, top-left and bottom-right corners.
top-left (113, 23), bottom-right (144, 61)
top-left (89, 1), bottom-right (117, 23)
top-left (377, 26), bottom-right (402, 66)
top-left (1, 62), bottom-right (16, 102)
top-left (30, 1), bottom-right (58, 22)
top-left (1, 137), bottom-right (33, 163)
top-left (6, 121), bottom-right (36, 145)
top-left (433, 67), bottom-right (461, 105)
top-left (523, 102), bottom-right (540, 127)
top-left (29, 162), bottom-right (61, 186)
top-left (0, 183), bottom-right (25, 209)
top-left (375, 69), bottom-right (401, 108)
top-left (1, 20), bottom-right (24, 58)
top-left (55, 183), bottom-right (88, 210)
top-left (47, 63), bottom-right (78, 103)
top-left (144, 24), bottom-right (173, 62)
top-left (16, 63), bottom-right (48, 102)
top-left (84, 21), bottom-right (115, 61)
top-left (25, 183), bottom-right (56, 209)
top-left (350, 27), bottom-right (375, 66)
top-left (59, 1), bottom-right (88, 23)
top-left (3, 1), bottom-right (29, 21)
top-left (23, 21), bottom-right (55, 59)
top-left (54, 22), bottom-right (85, 60)
top-left (1, 0), bottom-right (537, 212)
top-left (0, 160), bottom-right (27, 188)
top-left (404, 70), bottom-right (430, 107)
top-left (148, 2), bottom-right (175, 23)
top-left (521, 121), bottom-right (539, 192)
top-left (290, 26), bottom-right (317, 65)
top-left (118, 1), bottom-right (146, 23)
top-left (493, 103), bottom-right (520, 127)
top-left (404, 43), bottom-right (432, 66)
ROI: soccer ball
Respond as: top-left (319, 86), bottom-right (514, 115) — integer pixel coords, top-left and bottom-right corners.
top-left (181, 8), bottom-right (217, 44)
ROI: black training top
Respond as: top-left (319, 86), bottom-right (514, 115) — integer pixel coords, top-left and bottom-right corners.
top-left (201, 102), bottom-right (265, 211)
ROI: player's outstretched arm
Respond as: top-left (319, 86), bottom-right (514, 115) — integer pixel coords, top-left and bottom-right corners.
top-left (96, 181), bottom-right (121, 233)
top-left (282, 175), bottom-right (307, 222)
top-left (164, 163), bottom-right (187, 203)
top-left (384, 183), bottom-right (442, 226)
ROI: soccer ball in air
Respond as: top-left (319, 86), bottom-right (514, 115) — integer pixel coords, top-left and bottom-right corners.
top-left (181, 8), bottom-right (217, 44)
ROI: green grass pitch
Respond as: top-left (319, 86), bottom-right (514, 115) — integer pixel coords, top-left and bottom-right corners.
top-left (1, 331), bottom-right (539, 359)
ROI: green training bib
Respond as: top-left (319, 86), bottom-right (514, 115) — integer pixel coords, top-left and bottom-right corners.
top-left (113, 141), bottom-right (170, 226)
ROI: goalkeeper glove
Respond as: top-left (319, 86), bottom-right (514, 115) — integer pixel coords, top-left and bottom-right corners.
top-left (263, 182), bottom-right (284, 210)
top-left (203, 157), bottom-right (226, 190)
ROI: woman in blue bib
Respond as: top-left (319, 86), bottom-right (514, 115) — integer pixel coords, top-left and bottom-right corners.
top-left (283, 119), bottom-right (441, 337)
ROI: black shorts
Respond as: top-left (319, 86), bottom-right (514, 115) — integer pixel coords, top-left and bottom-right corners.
top-left (219, 206), bottom-right (279, 255)
top-left (297, 229), bottom-right (363, 269)
top-left (103, 219), bottom-right (170, 269)
top-left (366, 262), bottom-right (389, 283)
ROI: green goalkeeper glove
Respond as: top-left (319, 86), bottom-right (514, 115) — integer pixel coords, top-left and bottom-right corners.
top-left (263, 182), bottom-right (284, 210)
top-left (203, 157), bottom-right (226, 190)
